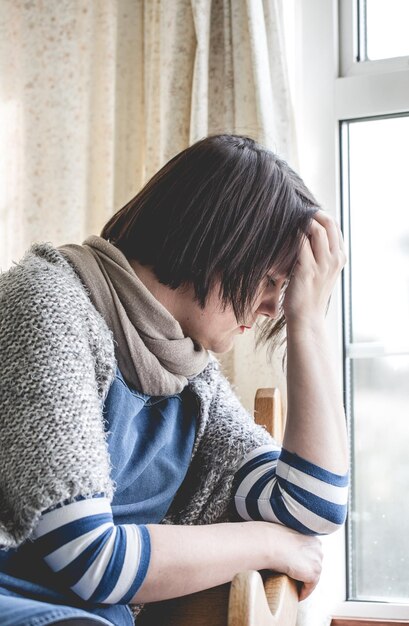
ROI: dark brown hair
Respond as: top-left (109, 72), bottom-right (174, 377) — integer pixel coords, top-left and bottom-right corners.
top-left (101, 134), bottom-right (319, 350)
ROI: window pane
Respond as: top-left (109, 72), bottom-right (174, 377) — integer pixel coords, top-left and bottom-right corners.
top-left (364, 0), bottom-right (409, 60)
top-left (348, 116), bottom-right (409, 351)
top-left (350, 355), bottom-right (409, 601)
top-left (345, 114), bottom-right (409, 602)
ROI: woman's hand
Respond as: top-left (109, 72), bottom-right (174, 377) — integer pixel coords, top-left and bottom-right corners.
top-left (265, 523), bottom-right (323, 601)
top-left (283, 210), bottom-right (346, 327)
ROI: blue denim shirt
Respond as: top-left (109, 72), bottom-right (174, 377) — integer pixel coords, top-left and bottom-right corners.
top-left (106, 367), bottom-right (198, 526)
top-left (0, 368), bottom-right (198, 625)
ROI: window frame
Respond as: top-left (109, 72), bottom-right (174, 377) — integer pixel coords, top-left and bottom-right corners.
top-left (338, 113), bottom-right (409, 624)
top-left (339, 0), bottom-right (409, 76)
top-left (293, 0), bottom-right (409, 621)
top-left (337, 0), bottom-right (409, 121)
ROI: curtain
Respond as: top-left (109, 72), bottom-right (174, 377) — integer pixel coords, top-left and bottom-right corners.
top-left (0, 0), bottom-right (294, 413)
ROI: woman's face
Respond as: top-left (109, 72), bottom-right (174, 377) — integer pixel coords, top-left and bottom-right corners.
top-left (178, 272), bottom-right (289, 353)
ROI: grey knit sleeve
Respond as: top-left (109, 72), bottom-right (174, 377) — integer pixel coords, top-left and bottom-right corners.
top-left (163, 357), bottom-right (275, 526)
top-left (0, 244), bottom-right (116, 549)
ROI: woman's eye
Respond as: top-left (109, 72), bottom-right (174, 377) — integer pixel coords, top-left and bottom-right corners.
top-left (267, 276), bottom-right (276, 287)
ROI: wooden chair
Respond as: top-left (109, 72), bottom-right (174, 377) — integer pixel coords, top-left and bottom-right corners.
top-left (137, 388), bottom-right (299, 626)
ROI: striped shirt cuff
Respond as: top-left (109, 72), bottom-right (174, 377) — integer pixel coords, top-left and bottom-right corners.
top-left (233, 444), bottom-right (348, 535)
top-left (32, 495), bottom-right (151, 604)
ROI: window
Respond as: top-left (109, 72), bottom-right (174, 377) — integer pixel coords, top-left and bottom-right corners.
top-left (339, 0), bottom-right (409, 620)
top-left (342, 114), bottom-right (409, 602)
top-left (292, 0), bottom-right (409, 621)
top-left (359, 0), bottom-right (409, 62)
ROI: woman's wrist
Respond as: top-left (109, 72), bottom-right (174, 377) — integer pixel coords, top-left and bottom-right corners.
top-left (262, 522), bottom-right (289, 574)
top-left (243, 521), bottom-right (281, 571)
top-left (285, 314), bottom-right (328, 339)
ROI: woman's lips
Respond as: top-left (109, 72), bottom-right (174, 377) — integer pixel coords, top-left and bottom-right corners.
top-left (239, 325), bottom-right (252, 333)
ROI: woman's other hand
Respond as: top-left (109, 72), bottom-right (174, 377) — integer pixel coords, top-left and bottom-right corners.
top-left (283, 210), bottom-right (347, 327)
top-left (265, 523), bottom-right (323, 601)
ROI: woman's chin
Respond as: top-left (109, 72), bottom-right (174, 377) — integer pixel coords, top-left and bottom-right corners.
top-left (206, 336), bottom-right (236, 355)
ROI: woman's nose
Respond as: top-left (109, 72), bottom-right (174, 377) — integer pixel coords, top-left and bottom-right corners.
top-left (256, 295), bottom-right (280, 319)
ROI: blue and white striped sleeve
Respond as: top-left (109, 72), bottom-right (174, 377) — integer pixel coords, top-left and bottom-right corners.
top-left (233, 444), bottom-right (348, 535)
top-left (32, 495), bottom-right (151, 604)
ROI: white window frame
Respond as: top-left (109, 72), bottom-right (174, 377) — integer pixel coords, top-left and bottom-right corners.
top-left (293, 0), bottom-right (409, 621)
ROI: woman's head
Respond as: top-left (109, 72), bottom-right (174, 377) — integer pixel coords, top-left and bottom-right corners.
top-left (101, 134), bottom-right (319, 351)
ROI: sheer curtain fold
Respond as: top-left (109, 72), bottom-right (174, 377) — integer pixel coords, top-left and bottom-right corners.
top-left (190, 0), bottom-right (295, 156)
top-left (189, 0), bottom-right (211, 141)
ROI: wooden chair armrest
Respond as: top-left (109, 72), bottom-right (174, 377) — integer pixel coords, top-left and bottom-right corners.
top-left (137, 572), bottom-right (298, 625)
top-left (229, 571), bottom-right (299, 626)
top-left (137, 582), bottom-right (231, 625)
top-left (254, 388), bottom-right (284, 441)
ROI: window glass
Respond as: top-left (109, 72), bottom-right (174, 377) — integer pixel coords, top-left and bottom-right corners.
top-left (344, 114), bottom-right (409, 601)
top-left (350, 355), bottom-right (409, 601)
top-left (363, 0), bottom-right (409, 60)
top-left (348, 116), bottom-right (409, 350)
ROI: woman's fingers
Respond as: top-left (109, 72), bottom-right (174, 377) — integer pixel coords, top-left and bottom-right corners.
top-left (308, 210), bottom-right (347, 270)
top-left (312, 209), bottom-right (340, 253)
top-left (297, 233), bottom-right (315, 265)
top-left (335, 219), bottom-right (348, 261)
top-left (283, 211), bottom-right (346, 322)
top-left (307, 219), bottom-right (330, 264)
top-left (299, 579), bottom-right (319, 601)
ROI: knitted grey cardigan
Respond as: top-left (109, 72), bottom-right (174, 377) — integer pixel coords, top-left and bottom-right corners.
top-left (0, 243), bottom-right (273, 549)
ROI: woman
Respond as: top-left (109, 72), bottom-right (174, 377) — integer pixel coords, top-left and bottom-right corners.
top-left (0, 134), bottom-right (348, 626)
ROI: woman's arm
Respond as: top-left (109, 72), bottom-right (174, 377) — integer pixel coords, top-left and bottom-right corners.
top-left (33, 485), bottom-right (322, 605)
top-left (233, 443), bottom-right (348, 535)
top-left (0, 246), bottom-right (116, 549)
top-left (283, 210), bottom-right (348, 474)
top-left (32, 496), bottom-right (151, 604)
top-left (133, 520), bottom-right (322, 603)
top-left (231, 211), bottom-right (348, 535)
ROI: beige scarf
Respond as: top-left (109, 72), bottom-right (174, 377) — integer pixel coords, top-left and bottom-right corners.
top-left (59, 236), bottom-right (209, 396)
